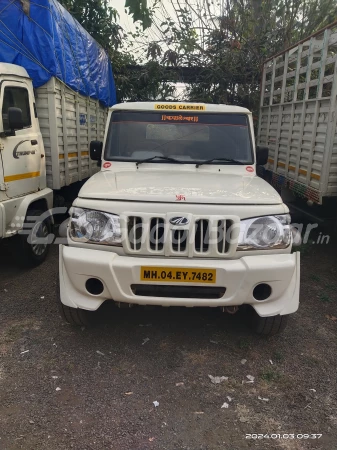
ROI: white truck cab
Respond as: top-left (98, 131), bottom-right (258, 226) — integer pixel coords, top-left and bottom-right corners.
top-left (0, 62), bottom-right (108, 266)
top-left (0, 63), bottom-right (53, 264)
top-left (59, 102), bottom-right (300, 335)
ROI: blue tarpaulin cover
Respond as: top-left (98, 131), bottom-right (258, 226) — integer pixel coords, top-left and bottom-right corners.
top-left (0, 0), bottom-right (116, 107)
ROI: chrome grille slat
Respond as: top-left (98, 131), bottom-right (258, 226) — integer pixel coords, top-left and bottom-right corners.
top-left (149, 218), bottom-right (165, 251)
top-left (128, 216), bottom-right (143, 251)
top-left (156, 218), bottom-right (159, 251)
top-left (172, 229), bottom-right (187, 252)
top-left (195, 219), bottom-right (209, 253)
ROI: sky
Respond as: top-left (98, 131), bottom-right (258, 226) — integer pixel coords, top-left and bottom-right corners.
top-left (112, 1), bottom-right (136, 35)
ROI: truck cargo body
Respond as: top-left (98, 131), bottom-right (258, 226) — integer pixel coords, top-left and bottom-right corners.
top-left (36, 77), bottom-right (107, 190)
top-left (258, 22), bottom-right (337, 204)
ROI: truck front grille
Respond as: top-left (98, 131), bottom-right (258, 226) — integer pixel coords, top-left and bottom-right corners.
top-left (124, 214), bottom-right (237, 258)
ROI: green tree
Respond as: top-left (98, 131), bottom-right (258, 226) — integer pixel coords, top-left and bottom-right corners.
top-left (60, 0), bottom-right (123, 50)
top-left (125, 0), bottom-right (153, 30)
top-left (137, 0), bottom-right (337, 113)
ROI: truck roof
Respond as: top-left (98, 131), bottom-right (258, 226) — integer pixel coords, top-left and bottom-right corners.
top-left (111, 102), bottom-right (251, 114)
top-left (0, 63), bottom-right (29, 79)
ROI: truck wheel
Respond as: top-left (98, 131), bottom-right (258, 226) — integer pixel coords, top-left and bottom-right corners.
top-left (57, 276), bottom-right (94, 327)
top-left (59, 302), bottom-right (94, 327)
top-left (16, 209), bottom-right (51, 267)
top-left (250, 310), bottom-right (289, 336)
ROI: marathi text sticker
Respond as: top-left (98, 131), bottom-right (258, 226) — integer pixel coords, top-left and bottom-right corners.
top-left (161, 115), bottom-right (199, 122)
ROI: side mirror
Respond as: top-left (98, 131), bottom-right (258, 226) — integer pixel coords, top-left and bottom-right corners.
top-left (8, 107), bottom-right (24, 131)
top-left (256, 146), bottom-right (269, 166)
top-left (90, 140), bottom-right (103, 161)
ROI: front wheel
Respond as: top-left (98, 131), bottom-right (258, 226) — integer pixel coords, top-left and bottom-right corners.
top-left (57, 276), bottom-right (95, 327)
top-left (59, 302), bottom-right (94, 327)
top-left (15, 209), bottom-right (51, 267)
top-left (250, 309), bottom-right (289, 336)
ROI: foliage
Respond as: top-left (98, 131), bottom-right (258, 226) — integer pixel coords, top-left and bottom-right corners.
top-left (115, 61), bottom-right (176, 101)
top-left (60, 0), bottom-right (337, 108)
top-left (59, 0), bottom-right (123, 50)
top-left (125, 0), bottom-right (152, 30)
top-left (131, 0), bottom-right (337, 113)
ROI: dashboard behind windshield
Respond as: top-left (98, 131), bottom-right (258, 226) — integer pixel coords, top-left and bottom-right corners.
top-left (104, 111), bottom-right (253, 164)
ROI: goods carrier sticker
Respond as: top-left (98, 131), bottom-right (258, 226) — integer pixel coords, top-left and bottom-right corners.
top-left (155, 103), bottom-right (206, 111)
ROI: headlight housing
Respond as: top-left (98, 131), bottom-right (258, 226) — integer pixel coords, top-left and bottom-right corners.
top-left (238, 215), bottom-right (291, 250)
top-left (69, 208), bottom-right (122, 246)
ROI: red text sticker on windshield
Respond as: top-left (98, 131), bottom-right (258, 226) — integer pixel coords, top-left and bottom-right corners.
top-left (103, 162), bottom-right (111, 169)
top-left (176, 194), bottom-right (186, 201)
top-left (246, 166), bottom-right (254, 173)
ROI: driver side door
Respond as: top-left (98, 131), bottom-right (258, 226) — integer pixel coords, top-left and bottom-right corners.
top-left (0, 81), bottom-right (41, 199)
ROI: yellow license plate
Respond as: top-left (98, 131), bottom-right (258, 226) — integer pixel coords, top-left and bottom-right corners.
top-left (140, 267), bottom-right (216, 283)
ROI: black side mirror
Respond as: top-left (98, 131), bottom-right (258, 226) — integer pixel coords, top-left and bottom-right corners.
top-left (8, 107), bottom-right (24, 131)
top-left (90, 140), bottom-right (103, 161)
top-left (256, 146), bottom-right (269, 166)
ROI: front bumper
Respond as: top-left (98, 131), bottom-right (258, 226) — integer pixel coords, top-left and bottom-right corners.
top-left (59, 245), bottom-right (300, 317)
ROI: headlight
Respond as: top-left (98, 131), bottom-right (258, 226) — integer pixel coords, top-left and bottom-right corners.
top-left (69, 208), bottom-right (122, 246)
top-left (238, 215), bottom-right (291, 250)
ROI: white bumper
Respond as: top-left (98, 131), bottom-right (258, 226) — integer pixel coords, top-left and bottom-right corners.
top-left (59, 245), bottom-right (300, 316)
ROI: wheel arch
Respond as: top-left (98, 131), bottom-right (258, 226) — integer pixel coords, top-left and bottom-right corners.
top-left (3, 188), bottom-right (53, 237)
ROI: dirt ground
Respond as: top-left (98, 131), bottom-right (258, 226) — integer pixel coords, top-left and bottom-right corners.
top-left (0, 236), bottom-right (337, 450)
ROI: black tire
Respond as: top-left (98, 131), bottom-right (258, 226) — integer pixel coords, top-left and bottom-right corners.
top-left (250, 309), bottom-right (289, 336)
top-left (59, 302), bottom-right (94, 327)
top-left (57, 276), bottom-right (94, 327)
top-left (15, 208), bottom-right (51, 267)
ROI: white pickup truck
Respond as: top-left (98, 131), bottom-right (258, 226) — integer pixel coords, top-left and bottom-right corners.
top-left (59, 102), bottom-right (300, 335)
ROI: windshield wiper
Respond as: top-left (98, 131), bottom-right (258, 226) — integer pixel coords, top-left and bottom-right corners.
top-left (196, 157), bottom-right (246, 168)
top-left (136, 155), bottom-right (184, 166)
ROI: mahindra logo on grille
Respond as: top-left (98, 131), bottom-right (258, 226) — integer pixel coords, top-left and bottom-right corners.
top-left (170, 216), bottom-right (189, 226)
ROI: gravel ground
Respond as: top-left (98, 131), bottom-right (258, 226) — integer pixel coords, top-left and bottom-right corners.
top-left (0, 239), bottom-right (337, 450)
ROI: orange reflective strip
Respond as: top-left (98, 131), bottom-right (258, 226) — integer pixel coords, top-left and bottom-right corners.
top-left (59, 151), bottom-right (89, 159)
top-left (4, 171), bottom-right (40, 182)
top-left (274, 160), bottom-right (320, 180)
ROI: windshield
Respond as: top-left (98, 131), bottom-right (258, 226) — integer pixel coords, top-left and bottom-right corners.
top-left (104, 111), bottom-right (253, 164)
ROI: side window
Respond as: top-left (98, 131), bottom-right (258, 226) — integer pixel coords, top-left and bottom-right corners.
top-left (2, 86), bottom-right (32, 130)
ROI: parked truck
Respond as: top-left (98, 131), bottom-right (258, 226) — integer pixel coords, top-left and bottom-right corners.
top-left (58, 101), bottom-right (300, 336)
top-left (0, 0), bottom-right (116, 265)
top-left (258, 21), bottom-right (337, 211)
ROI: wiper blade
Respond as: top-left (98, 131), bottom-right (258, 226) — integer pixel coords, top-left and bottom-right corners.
top-left (196, 157), bottom-right (246, 168)
top-left (136, 155), bottom-right (183, 166)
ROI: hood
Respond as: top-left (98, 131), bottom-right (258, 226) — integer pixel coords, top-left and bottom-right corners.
top-left (79, 169), bottom-right (282, 205)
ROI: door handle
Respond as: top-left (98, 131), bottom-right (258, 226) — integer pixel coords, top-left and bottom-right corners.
top-left (31, 140), bottom-right (38, 145)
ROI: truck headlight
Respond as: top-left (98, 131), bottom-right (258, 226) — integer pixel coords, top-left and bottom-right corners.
top-left (69, 208), bottom-right (122, 246)
top-left (238, 215), bottom-right (291, 250)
